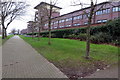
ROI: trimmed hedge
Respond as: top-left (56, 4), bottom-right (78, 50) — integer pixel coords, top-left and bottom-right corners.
top-left (27, 18), bottom-right (120, 46)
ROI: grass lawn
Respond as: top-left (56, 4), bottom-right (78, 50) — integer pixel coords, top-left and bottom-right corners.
top-left (20, 35), bottom-right (119, 78)
top-left (0, 35), bottom-right (14, 45)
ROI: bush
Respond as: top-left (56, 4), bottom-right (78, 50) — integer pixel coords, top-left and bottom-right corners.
top-left (67, 34), bottom-right (78, 39)
top-left (90, 32), bottom-right (112, 44)
top-left (27, 18), bottom-right (120, 46)
top-left (78, 33), bottom-right (87, 41)
top-left (111, 40), bottom-right (120, 46)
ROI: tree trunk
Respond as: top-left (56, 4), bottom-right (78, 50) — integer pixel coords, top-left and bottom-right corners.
top-left (38, 27), bottom-right (40, 41)
top-left (4, 28), bottom-right (7, 38)
top-left (32, 31), bottom-right (34, 39)
top-left (2, 22), bottom-right (5, 39)
top-left (48, 6), bottom-right (52, 45)
top-left (85, 0), bottom-right (94, 59)
top-left (2, 28), bottom-right (5, 39)
top-left (86, 25), bottom-right (91, 59)
top-left (48, 26), bottom-right (51, 45)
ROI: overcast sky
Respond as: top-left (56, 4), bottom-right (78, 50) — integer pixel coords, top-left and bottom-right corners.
top-left (7, 0), bottom-right (108, 33)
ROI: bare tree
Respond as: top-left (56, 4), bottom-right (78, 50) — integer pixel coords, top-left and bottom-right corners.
top-left (0, 0), bottom-right (28, 39)
top-left (43, 0), bottom-right (59, 45)
top-left (35, 10), bottom-right (46, 41)
top-left (11, 28), bottom-right (16, 35)
top-left (31, 22), bottom-right (36, 39)
top-left (72, 0), bottom-right (112, 59)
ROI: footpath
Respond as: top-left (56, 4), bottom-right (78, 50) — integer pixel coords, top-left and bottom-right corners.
top-left (2, 36), bottom-right (67, 78)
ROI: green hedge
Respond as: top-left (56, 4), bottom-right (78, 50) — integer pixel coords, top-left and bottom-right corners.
top-left (27, 18), bottom-right (120, 46)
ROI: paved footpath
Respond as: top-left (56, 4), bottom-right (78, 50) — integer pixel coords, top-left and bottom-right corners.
top-left (85, 64), bottom-right (118, 78)
top-left (2, 36), bottom-right (67, 78)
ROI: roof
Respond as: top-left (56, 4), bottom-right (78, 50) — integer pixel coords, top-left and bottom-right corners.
top-left (34, 2), bottom-right (62, 9)
top-left (52, 1), bottom-right (111, 19)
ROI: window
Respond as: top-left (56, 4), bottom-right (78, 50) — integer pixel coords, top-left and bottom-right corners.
top-left (97, 20), bottom-right (102, 23)
top-left (119, 6), bottom-right (120, 11)
top-left (59, 20), bottom-right (62, 23)
top-left (59, 26), bottom-right (62, 28)
top-left (84, 22), bottom-right (88, 25)
top-left (113, 7), bottom-right (119, 12)
top-left (66, 18), bottom-right (72, 21)
top-left (51, 22), bottom-right (53, 25)
top-left (65, 25), bottom-right (71, 27)
top-left (102, 8), bottom-right (110, 14)
top-left (102, 19), bottom-right (107, 22)
top-left (69, 18), bottom-right (72, 21)
top-left (97, 19), bottom-right (107, 23)
top-left (106, 8), bottom-right (110, 13)
top-left (55, 21), bottom-right (58, 24)
top-left (45, 23), bottom-right (48, 26)
top-left (66, 18), bottom-right (69, 21)
top-left (68, 25), bottom-right (71, 27)
top-left (54, 27), bottom-right (57, 29)
top-left (59, 26), bottom-right (64, 28)
top-left (61, 20), bottom-right (65, 22)
top-left (83, 14), bottom-right (87, 18)
top-left (73, 16), bottom-right (77, 20)
top-left (79, 15), bottom-right (82, 19)
top-left (74, 15), bottom-right (82, 20)
top-left (96, 10), bottom-right (102, 15)
top-left (74, 23), bottom-right (81, 26)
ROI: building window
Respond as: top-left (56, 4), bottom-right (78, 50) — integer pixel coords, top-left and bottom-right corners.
top-left (102, 8), bottom-right (110, 14)
top-left (74, 23), bottom-right (81, 26)
top-left (78, 15), bottom-right (82, 19)
top-left (84, 22), bottom-right (88, 25)
top-left (66, 18), bottom-right (72, 21)
top-left (83, 14), bottom-right (87, 18)
top-left (55, 21), bottom-right (58, 24)
top-left (66, 18), bottom-right (69, 21)
top-left (113, 7), bottom-right (119, 12)
top-left (59, 26), bottom-right (64, 28)
top-left (97, 20), bottom-right (102, 23)
top-left (54, 27), bottom-right (57, 29)
top-left (97, 19), bottom-right (107, 23)
top-left (59, 20), bottom-right (62, 23)
top-left (102, 19), bottom-right (107, 22)
top-left (74, 15), bottom-right (82, 20)
top-left (45, 23), bottom-right (48, 26)
top-left (96, 10), bottom-right (103, 15)
top-left (106, 8), bottom-right (110, 13)
top-left (73, 16), bottom-right (77, 20)
top-left (51, 22), bottom-right (53, 25)
top-left (65, 24), bottom-right (71, 27)
top-left (61, 19), bottom-right (65, 22)
top-left (69, 18), bottom-right (72, 21)
top-left (119, 6), bottom-right (120, 11)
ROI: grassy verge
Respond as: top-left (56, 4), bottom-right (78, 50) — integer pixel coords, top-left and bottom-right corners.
top-left (0, 35), bottom-right (14, 45)
top-left (20, 35), bottom-right (119, 78)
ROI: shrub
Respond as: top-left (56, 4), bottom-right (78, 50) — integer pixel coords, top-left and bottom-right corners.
top-left (77, 33), bottom-right (87, 41)
top-left (90, 32), bottom-right (112, 44)
top-left (67, 34), bottom-right (77, 39)
top-left (112, 40), bottom-right (120, 46)
top-left (26, 18), bottom-right (120, 46)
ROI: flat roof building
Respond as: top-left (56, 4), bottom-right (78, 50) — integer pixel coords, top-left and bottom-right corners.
top-left (26, 1), bottom-right (120, 33)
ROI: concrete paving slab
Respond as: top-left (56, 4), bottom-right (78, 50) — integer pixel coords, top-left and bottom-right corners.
top-left (2, 36), bottom-right (67, 78)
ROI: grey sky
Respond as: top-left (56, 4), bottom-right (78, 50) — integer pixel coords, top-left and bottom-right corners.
top-left (7, 0), bottom-right (108, 33)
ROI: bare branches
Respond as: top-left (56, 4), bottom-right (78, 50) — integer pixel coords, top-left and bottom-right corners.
top-left (1, 0), bottom-right (28, 39)
top-left (1, 1), bottom-right (28, 28)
